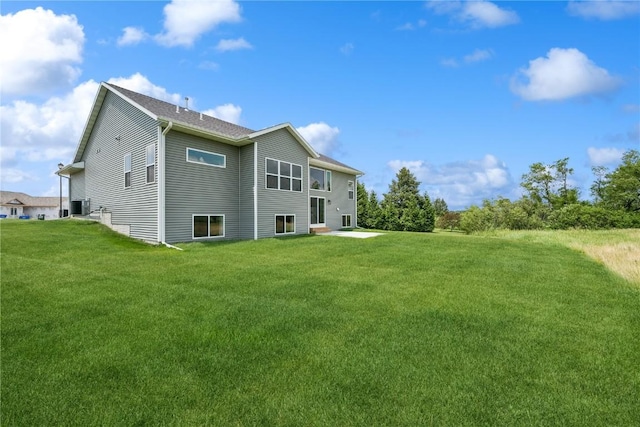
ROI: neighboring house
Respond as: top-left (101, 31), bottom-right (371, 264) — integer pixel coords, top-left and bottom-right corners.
top-left (58, 83), bottom-right (363, 244)
top-left (0, 191), bottom-right (68, 219)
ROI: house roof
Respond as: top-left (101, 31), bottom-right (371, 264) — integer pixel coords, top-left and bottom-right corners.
top-left (70, 82), bottom-right (363, 176)
top-left (0, 191), bottom-right (66, 208)
top-left (107, 84), bottom-right (256, 139)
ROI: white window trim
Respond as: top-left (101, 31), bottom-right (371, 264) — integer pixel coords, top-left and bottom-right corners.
top-left (265, 158), bottom-right (303, 192)
top-left (186, 147), bottom-right (226, 168)
top-left (348, 180), bottom-right (354, 200)
top-left (124, 153), bottom-right (132, 189)
top-left (192, 214), bottom-right (225, 239)
top-left (310, 167), bottom-right (331, 192)
top-left (146, 144), bottom-right (155, 184)
top-left (342, 214), bottom-right (352, 228)
top-left (275, 214), bottom-right (296, 235)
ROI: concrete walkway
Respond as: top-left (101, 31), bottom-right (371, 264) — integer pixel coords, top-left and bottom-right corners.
top-left (321, 231), bottom-right (385, 239)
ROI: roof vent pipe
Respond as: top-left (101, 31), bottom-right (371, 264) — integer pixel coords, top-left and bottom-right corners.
top-left (200, 112), bottom-right (203, 120)
top-left (184, 97), bottom-right (189, 111)
top-left (176, 105), bottom-right (179, 113)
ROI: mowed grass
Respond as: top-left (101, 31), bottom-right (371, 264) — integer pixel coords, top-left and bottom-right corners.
top-left (1, 220), bottom-right (639, 426)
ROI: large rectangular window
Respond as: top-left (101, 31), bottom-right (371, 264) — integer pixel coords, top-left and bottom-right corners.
top-left (342, 214), bottom-right (352, 228)
top-left (146, 144), bottom-right (155, 183)
top-left (310, 167), bottom-right (331, 191)
top-left (275, 215), bottom-right (295, 235)
top-left (187, 148), bottom-right (226, 168)
top-left (124, 153), bottom-right (131, 188)
top-left (348, 180), bottom-right (354, 200)
top-left (266, 158), bottom-right (302, 192)
top-left (193, 215), bottom-right (224, 238)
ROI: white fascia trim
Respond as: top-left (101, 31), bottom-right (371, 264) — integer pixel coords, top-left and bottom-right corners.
top-left (309, 158), bottom-right (364, 176)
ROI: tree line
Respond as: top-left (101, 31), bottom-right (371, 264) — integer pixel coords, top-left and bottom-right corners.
top-left (357, 149), bottom-right (640, 233)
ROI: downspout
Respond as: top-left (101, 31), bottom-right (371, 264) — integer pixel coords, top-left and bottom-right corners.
top-left (159, 121), bottom-right (173, 246)
top-left (253, 141), bottom-right (258, 240)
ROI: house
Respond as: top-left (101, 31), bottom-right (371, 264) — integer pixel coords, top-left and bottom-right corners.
top-left (0, 191), bottom-right (68, 219)
top-left (58, 83), bottom-right (363, 244)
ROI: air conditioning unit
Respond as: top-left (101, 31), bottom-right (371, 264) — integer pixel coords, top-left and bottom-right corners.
top-left (70, 199), bottom-right (91, 216)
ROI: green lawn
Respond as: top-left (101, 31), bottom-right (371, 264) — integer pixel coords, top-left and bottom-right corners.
top-left (2, 220), bottom-right (638, 426)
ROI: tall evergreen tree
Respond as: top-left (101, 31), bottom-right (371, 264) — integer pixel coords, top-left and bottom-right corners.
top-left (433, 197), bottom-right (448, 218)
top-left (367, 190), bottom-right (382, 229)
top-left (356, 181), bottom-right (369, 228)
top-left (380, 167), bottom-right (433, 232)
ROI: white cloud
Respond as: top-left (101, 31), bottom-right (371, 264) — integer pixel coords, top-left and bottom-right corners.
top-left (0, 79), bottom-right (99, 172)
top-left (107, 73), bottom-right (182, 104)
top-left (587, 147), bottom-right (626, 166)
top-left (215, 37), bottom-right (252, 52)
top-left (440, 48), bottom-right (493, 68)
top-left (0, 168), bottom-right (39, 184)
top-left (397, 22), bottom-right (415, 31)
top-left (297, 122), bottom-right (340, 155)
top-left (117, 26), bottom-right (149, 46)
top-left (340, 43), bottom-right (354, 55)
top-left (426, 0), bottom-right (519, 29)
top-left (440, 58), bottom-right (459, 68)
top-left (387, 155), bottom-right (515, 209)
top-left (199, 61), bottom-right (220, 71)
top-left (396, 19), bottom-right (427, 31)
top-left (202, 104), bottom-right (242, 124)
top-left (510, 48), bottom-right (621, 101)
top-left (567, 0), bottom-right (640, 20)
top-left (622, 104), bottom-right (640, 113)
top-left (0, 7), bottom-right (84, 95)
top-left (0, 73), bottom-right (185, 188)
top-left (464, 48), bottom-right (494, 63)
top-left (155, 0), bottom-right (242, 47)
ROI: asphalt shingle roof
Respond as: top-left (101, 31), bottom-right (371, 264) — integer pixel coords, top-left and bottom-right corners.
top-left (107, 83), bottom-right (256, 139)
top-left (0, 191), bottom-right (65, 207)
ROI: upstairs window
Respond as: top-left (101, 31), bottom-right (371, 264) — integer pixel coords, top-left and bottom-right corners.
top-left (266, 158), bottom-right (302, 192)
top-left (348, 180), bottom-right (354, 200)
top-left (124, 153), bottom-right (131, 188)
top-left (310, 167), bottom-right (331, 191)
top-left (187, 148), bottom-right (226, 168)
top-left (146, 144), bottom-right (155, 183)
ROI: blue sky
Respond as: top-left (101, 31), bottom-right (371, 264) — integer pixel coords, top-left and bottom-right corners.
top-left (1, 1), bottom-right (639, 209)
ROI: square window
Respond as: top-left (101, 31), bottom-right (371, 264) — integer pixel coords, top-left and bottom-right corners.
top-left (265, 158), bottom-right (303, 192)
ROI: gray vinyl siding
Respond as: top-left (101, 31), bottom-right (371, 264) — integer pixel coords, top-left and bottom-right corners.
top-left (164, 131), bottom-right (240, 243)
top-left (255, 129), bottom-right (310, 238)
top-left (77, 91), bottom-right (158, 241)
top-left (69, 170), bottom-right (85, 201)
top-left (310, 170), bottom-right (356, 230)
top-left (238, 144), bottom-right (255, 240)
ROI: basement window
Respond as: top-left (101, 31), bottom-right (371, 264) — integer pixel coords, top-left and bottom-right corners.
top-left (193, 215), bottom-right (225, 239)
top-left (275, 215), bottom-right (295, 234)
